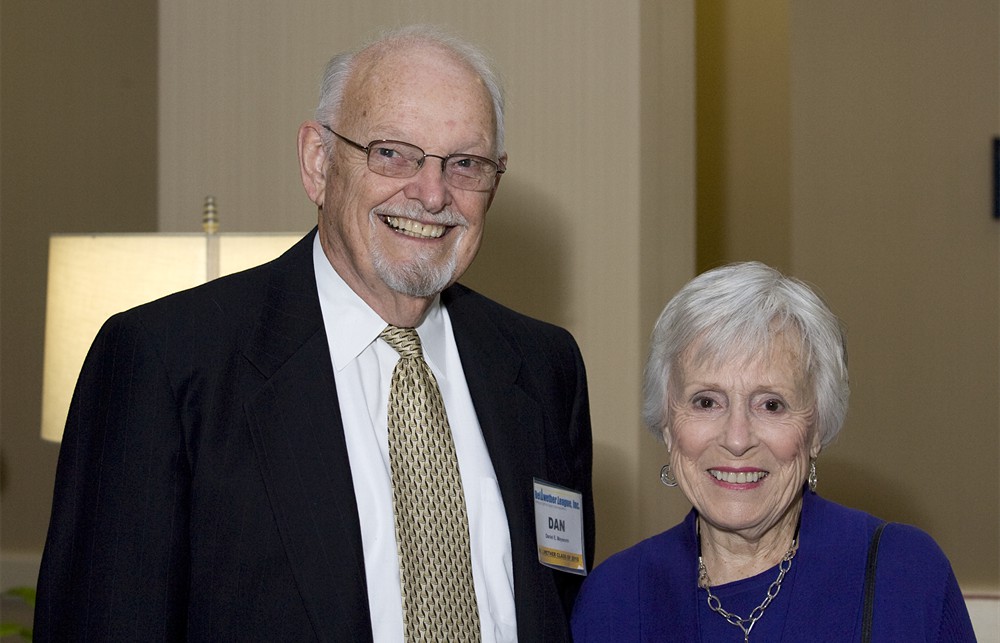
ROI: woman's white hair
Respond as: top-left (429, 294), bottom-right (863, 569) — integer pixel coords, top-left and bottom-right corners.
top-left (314, 24), bottom-right (506, 157)
top-left (642, 261), bottom-right (849, 448)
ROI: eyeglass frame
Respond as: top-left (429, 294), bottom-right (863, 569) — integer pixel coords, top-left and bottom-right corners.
top-left (320, 124), bottom-right (505, 192)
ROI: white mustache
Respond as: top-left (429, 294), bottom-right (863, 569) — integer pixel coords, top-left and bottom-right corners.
top-left (374, 203), bottom-right (467, 228)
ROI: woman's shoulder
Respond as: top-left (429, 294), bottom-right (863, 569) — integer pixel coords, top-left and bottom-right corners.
top-left (596, 515), bottom-right (694, 573)
top-left (572, 520), bottom-right (694, 641)
top-left (806, 492), bottom-right (949, 558)
top-left (800, 493), bottom-right (959, 590)
top-left (803, 491), bottom-right (903, 549)
top-left (575, 516), bottom-right (695, 611)
top-left (582, 526), bottom-right (677, 590)
top-left (871, 522), bottom-right (974, 638)
top-left (876, 521), bottom-right (955, 578)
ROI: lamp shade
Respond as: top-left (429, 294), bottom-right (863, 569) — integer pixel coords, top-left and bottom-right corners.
top-left (41, 232), bottom-right (302, 442)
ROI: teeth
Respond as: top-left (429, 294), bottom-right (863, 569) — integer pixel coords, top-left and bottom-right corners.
top-left (709, 470), bottom-right (768, 484)
top-left (385, 216), bottom-right (446, 239)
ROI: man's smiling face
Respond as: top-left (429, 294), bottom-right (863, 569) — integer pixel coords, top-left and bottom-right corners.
top-left (316, 43), bottom-right (500, 310)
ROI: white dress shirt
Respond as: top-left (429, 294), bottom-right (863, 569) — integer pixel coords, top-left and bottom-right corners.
top-left (313, 237), bottom-right (517, 642)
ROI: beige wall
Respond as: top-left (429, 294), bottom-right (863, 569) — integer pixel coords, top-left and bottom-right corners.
top-left (697, 0), bottom-right (791, 272)
top-left (788, 1), bottom-right (999, 593)
top-left (0, 1), bottom-right (158, 574)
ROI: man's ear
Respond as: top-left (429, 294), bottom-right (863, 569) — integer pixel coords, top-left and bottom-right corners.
top-left (485, 152), bottom-right (507, 210)
top-left (298, 121), bottom-right (329, 207)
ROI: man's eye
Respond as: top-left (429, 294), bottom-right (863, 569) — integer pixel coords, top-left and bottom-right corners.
top-left (375, 147), bottom-right (399, 159)
top-left (451, 157), bottom-right (486, 173)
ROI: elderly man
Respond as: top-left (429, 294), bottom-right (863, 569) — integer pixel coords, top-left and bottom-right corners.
top-left (35, 25), bottom-right (593, 642)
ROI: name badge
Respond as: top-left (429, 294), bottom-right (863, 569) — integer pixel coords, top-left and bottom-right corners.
top-left (532, 478), bottom-right (587, 575)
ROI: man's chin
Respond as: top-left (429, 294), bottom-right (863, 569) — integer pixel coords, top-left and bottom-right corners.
top-left (376, 262), bottom-right (456, 298)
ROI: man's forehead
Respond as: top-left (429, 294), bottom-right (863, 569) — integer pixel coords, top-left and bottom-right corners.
top-left (355, 41), bottom-right (469, 84)
top-left (339, 44), bottom-right (494, 139)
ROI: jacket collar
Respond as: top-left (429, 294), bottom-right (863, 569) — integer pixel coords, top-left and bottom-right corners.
top-left (243, 228), bottom-right (374, 641)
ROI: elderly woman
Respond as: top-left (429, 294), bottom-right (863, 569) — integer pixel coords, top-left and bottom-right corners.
top-left (572, 262), bottom-right (975, 641)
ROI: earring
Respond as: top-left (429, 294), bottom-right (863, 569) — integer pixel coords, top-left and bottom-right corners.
top-left (660, 463), bottom-right (678, 487)
top-left (808, 459), bottom-right (818, 492)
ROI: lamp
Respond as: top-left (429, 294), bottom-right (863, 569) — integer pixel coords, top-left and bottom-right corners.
top-left (40, 197), bottom-right (303, 442)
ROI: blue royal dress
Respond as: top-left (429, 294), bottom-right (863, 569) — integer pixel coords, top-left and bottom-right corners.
top-left (572, 490), bottom-right (975, 642)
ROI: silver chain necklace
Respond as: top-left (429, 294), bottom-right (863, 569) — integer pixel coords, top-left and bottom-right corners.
top-left (697, 535), bottom-right (798, 642)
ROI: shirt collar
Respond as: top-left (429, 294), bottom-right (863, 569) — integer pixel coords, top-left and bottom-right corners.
top-left (312, 235), bottom-right (447, 372)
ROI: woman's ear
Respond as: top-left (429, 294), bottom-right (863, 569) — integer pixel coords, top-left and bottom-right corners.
top-left (298, 121), bottom-right (329, 207)
top-left (809, 430), bottom-right (822, 459)
top-left (662, 424), bottom-right (673, 452)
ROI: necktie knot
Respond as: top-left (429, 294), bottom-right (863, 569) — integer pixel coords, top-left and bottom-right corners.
top-left (380, 325), bottom-right (422, 359)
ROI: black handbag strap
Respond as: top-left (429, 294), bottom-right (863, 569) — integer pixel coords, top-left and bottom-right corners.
top-left (862, 521), bottom-right (889, 642)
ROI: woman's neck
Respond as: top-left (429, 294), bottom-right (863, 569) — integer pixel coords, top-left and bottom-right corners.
top-left (697, 502), bottom-right (802, 586)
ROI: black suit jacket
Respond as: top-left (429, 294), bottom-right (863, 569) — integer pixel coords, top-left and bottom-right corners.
top-left (35, 230), bottom-right (594, 642)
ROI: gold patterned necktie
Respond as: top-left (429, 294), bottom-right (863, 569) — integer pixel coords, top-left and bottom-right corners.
top-left (380, 325), bottom-right (481, 641)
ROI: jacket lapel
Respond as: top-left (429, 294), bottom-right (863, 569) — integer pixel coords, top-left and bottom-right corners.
top-left (443, 284), bottom-right (550, 638)
top-left (242, 230), bottom-right (373, 641)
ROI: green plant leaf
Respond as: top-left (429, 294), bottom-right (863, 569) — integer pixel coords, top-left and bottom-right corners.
top-left (0, 622), bottom-right (31, 639)
top-left (2, 586), bottom-right (36, 607)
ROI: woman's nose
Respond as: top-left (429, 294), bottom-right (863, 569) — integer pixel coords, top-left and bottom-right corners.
top-left (720, 406), bottom-right (755, 456)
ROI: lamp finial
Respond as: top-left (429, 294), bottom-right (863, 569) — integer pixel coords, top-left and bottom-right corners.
top-left (202, 196), bottom-right (219, 234)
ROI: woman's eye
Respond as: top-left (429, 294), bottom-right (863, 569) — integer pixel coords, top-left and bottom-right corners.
top-left (763, 398), bottom-right (785, 412)
top-left (694, 396), bottom-right (717, 409)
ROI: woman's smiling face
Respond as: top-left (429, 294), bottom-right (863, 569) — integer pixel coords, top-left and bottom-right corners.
top-left (664, 331), bottom-right (821, 542)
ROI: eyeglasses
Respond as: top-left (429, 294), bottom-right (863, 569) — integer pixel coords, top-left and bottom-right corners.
top-left (322, 125), bottom-right (504, 192)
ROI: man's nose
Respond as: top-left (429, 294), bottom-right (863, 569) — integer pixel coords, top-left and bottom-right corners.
top-left (402, 156), bottom-right (452, 213)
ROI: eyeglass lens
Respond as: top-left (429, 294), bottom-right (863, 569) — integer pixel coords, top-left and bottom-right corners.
top-left (366, 141), bottom-right (497, 191)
